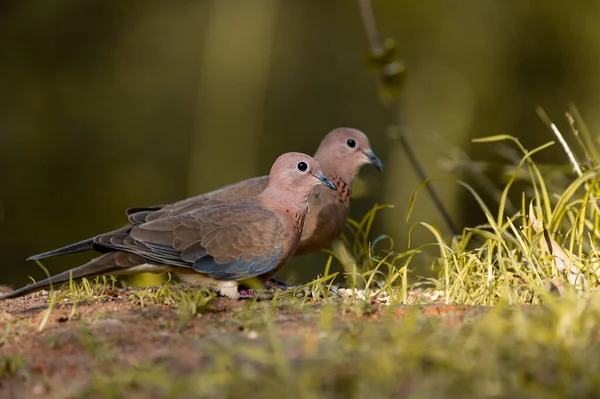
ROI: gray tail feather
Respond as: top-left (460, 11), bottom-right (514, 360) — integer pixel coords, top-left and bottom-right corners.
top-left (1, 253), bottom-right (122, 300)
top-left (27, 237), bottom-right (96, 261)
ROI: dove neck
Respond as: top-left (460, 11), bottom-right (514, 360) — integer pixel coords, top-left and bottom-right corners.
top-left (258, 183), bottom-right (312, 211)
top-left (313, 156), bottom-right (359, 187)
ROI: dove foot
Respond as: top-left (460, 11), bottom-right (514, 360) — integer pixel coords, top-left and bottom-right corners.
top-left (236, 289), bottom-right (274, 301)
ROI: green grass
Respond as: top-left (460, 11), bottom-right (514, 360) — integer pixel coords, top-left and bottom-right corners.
top-left (33, 275), bottom-right (217, 333)
top-left (62, 293), bottom-right (600, 398)
top-left (398, 108), bottom-right (600, 306)
top-left (0, 353), bottom-right (25, 381)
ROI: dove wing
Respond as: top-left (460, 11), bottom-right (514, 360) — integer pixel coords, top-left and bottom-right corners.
top-left (125, 203), bottom-right (286, 280)
top-left (126, 176), bottom-right (269, 226)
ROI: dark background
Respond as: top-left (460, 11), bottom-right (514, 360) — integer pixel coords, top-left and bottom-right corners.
top-left (2, 0), bottom-right (600, 288)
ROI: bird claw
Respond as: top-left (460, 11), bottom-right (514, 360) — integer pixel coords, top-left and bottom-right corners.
top-left (235, 278), bottom-right (293, 300)
top-left (237, 289), bottom-right (257, 300)
top-left (236, 289), bottom-right (274, 301)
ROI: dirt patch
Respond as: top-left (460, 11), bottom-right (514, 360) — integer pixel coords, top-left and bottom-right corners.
top-left (0, 288), bottom-right (487, 398)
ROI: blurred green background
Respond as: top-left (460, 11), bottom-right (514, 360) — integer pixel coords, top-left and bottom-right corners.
top-left (2, 0), bottom-right (600, 288)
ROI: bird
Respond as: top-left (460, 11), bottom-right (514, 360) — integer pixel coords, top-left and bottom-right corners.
top-left (26, 127), bottom-right (383, 262)
top-left (7, 127), bottom-right (382, 298)
top-left (0, 153), bottom-right (337, 300)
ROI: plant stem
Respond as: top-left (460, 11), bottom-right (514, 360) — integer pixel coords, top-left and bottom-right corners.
top-left (357, 0), bottom-right (460, 235)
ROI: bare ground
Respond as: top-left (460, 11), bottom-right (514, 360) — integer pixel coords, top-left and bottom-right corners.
top-left (0, 287), bottom-right (485, 399)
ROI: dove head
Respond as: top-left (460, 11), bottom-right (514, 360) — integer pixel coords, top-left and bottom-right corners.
top-left (262, 152), bottom-right (337, 205)
top-left (313, 127), bottom-right (383, 183)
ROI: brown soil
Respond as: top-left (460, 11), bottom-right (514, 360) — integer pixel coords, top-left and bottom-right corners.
top-left (0, 288), bottom-right (486, 398)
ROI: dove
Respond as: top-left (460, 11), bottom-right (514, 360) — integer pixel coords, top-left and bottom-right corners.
top-left (0, 153), bottom-right (336, 300)
top-left (27, 128), bottom-right (383, 263)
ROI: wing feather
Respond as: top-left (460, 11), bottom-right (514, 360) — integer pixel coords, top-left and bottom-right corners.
top-left (125, 202), bottom-right (286, 280)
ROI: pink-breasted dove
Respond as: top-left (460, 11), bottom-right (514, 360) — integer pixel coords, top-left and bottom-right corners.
top-left (1, 153), bottom-right (336, 300)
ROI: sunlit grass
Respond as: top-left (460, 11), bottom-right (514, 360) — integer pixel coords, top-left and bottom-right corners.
top-left (0, 353), bottom-right (25, 381)
top-left (64, 291), bottom-right (600, 399)
top-left (428, 128), bottom-right (600, 304)
top-left (361, 108), bottom-right (600, 307)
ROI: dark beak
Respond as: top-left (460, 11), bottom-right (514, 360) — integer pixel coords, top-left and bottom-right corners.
top-left (312, 173), bottom-right (337, 190)
top-left (362, 151), bottom-right (384, 171)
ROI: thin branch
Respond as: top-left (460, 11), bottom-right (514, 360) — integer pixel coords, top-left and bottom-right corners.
top-left (358, 0), bottom-right (382, 53)
top-left (357, 0), bottom-right (460, 235)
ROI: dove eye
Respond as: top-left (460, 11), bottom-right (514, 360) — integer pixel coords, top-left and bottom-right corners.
top-left (297, 161), bottom-right (308, 172)
top-left (347, 139), bottom-right (356, 148)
